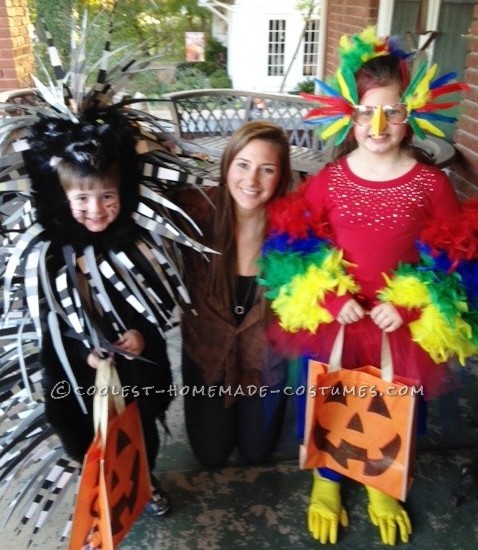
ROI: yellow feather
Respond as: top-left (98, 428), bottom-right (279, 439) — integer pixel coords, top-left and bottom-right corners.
top-left (321, 116), bottom-right (351, 140)
top-left (336, 70), bottom-right (355, 104)
top-left (360, 26), bottom-right (378, 44)
top-left (404, 96), bottom-right (426, 111)
top-left (409, 305), bottom-right (476, 364)
top-left (336, 273), bottom-right (360, 296)
top-left (322, 248), bottom-right (344, 271)
top-left (271, 261), bottom-right (359, 333)
top-left (339, 34), bottom-right (351, 52)
top-left (380, 275), bottom-right (430, 308)
top-left (416, 118), bottom-right (445, 137)
top-left (414, 64), bottom-right (438, 99)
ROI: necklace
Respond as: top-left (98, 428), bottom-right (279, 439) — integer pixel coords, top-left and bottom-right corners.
top-left (234, 276), bottom-right (256, 316)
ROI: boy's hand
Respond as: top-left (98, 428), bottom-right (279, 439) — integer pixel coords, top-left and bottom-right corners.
top-left (370, 303), bottom-right (403, 332)
top-left (87, 348), bottom-right (109, 369)
top-left (115, 329), bottom-right (145, 359)
top-left (87, 351), bottom-right (101, 369)
top-left (336, 299), bottom-right (366, 325)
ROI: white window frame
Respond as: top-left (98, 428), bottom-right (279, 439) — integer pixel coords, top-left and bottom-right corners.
top-left (267, 19), bottom-right (286, 77)
top-left (303, 18), bottom-right (320, 77)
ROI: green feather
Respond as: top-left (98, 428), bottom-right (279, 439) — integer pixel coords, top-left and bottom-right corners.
top-left (408, 116), bottom-right (426, 140)
top-left (335, 121), bottom-right (353, 145)
top-left (258, 244), bottom-right (336, 299)
top-left (401, 62), bottom-right (428, 101)
top-left (341, 66), bottom-right (358, 104)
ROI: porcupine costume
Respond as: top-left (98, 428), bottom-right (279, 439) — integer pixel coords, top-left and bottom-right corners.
top-left (0, 9), bottom-right (217, 542)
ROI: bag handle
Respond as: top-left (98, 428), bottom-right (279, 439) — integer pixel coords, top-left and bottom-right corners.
top-left (328, 324), bottom-right (393, 382)
top-left (93, 357), bottom-right (126, 444)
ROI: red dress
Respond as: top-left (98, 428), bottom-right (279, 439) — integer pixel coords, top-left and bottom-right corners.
top-left (302, 157), bottom-right (461, 399)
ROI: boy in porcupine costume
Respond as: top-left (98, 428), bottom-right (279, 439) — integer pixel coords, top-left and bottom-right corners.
top-left (24, 109), bottom-right (175, 517)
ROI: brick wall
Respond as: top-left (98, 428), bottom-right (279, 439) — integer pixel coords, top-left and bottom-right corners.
top-left (324, 0), bottom-right (379, 76)
top-left (0, 0), bottom-right (34, 91)
top-left (451, 3), bottom-right (478, 198)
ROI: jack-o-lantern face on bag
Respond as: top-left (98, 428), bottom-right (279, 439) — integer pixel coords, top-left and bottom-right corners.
top-left (105, 425), bottom-right (148, 540)
top-left (69, 402), bottom-right (152, 549)
top-left (313, 381), bottom-right (401, 476)
top-left (303, 365), bottom-right (416, 501)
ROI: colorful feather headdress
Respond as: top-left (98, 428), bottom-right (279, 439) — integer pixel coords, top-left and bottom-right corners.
top-left (301, 26), bottom-right (469, 144)
top-left (0, 7), bottom-right (217, 544)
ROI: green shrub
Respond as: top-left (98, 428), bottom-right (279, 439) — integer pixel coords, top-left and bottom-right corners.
top-left (290, 79), bottom-right (316, 94)
top-left (127, 71), bottom-right (171, 98)
top-left (171, 67), bottom-right (209, 91)
top-left (206, 36), bottom-right (227, 69)
top-left (175, 61), bottom-right (218, 77)
top-left (208, 69), bottom-right (232, 89)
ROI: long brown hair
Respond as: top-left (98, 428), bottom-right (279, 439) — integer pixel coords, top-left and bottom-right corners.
top-left (211, 120), bottom-right (292, 307)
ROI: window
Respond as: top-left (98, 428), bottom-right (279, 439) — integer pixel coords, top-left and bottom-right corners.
top-left (303, 19), bottom-right (319, 76)
top-left (390, 0), bottom-right (473, 140)
top-left (267, 20), bottom-right (286, 76)
top-left (391, 0), bottom-right (473, 78)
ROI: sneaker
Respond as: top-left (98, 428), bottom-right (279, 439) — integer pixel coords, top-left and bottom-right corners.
top-left (144, 478), bottom-right (171, 518)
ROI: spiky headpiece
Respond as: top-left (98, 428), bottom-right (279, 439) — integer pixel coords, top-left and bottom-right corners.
top-left (302, 26), bottom-right (469, 144)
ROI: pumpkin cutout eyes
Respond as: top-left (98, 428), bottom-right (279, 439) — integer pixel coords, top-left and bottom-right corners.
top-left (313, 382), bottom-right (402, 477)
top-left (107, 427), bottom-right (145, 537)
top-left (368, 394), bottom-right (392, 418)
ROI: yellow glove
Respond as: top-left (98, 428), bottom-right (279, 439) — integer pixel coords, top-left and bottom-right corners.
top-left (308, 470), bottom-right (348, 544)
top-left (365, 485), bottom-right (412, 545)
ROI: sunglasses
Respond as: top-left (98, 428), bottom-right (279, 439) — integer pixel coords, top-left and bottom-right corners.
top-left (352, 103), bottom-right (409, 126)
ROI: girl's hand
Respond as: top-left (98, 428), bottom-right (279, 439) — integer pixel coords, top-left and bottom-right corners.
top-left (370, 303), bottom-right (403, 332)
top-left (336, 299), bottom-right (366, 324)
top-left (115, 329), bottom-right (145, 359)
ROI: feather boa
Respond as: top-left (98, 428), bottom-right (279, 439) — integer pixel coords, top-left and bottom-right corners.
top-left (258, 188), bottom-right (359, 336)
top-left (378, 200), bottom-right (478, 364)
top-left (261, 192), bottom-right (478, 365)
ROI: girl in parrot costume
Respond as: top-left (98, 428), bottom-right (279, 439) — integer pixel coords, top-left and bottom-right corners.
top-left (259, 26), bottom-right (476, 546)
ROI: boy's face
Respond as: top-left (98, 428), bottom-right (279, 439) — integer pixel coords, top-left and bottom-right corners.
top-left (66, 184), bottom-right (120, 233)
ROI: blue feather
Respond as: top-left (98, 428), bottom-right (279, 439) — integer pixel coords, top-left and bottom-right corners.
top-left (314, 78), bottom-right (341, 97)
top-left (304, 114), bottom-right (342, 126)
top-left (262, 232), bottom-right (328, 255)
top-left (388, 35), bottom-right (414, 59)
top-left (430, 72), bottom-right (458, 89)
top-left (417, 242), bottom-right (454, 273)
top-left (457, 261), bottom-right (478, 304)
top-left (413, 111), bottom-right (457, 123)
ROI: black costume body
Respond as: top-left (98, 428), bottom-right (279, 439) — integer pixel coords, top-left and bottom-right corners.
top-left (40, 222), bottom-right (174, 472)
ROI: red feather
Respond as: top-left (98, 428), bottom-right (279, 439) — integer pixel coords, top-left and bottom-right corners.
top-left (266, 182), bottom-right (331, 239)
top-left (305, 106), bottom-right (354, 118)
top-left (420, 200), bottom-right (478, 261)
top-left (301, 93), bottom-right (350, 107)
top-left (430, 82), bottom-right (470, 99)
top-left (414, 101), bottom-right (459, 112)
top-left (266, 318), bottom-right (326, 357)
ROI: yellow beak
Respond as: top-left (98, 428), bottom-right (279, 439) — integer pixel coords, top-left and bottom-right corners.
top-left (370, 105), bottom-right (387, 137)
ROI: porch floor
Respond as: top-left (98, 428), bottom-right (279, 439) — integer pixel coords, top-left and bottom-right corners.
top-left (4, 327), bottom-right (478, 550)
